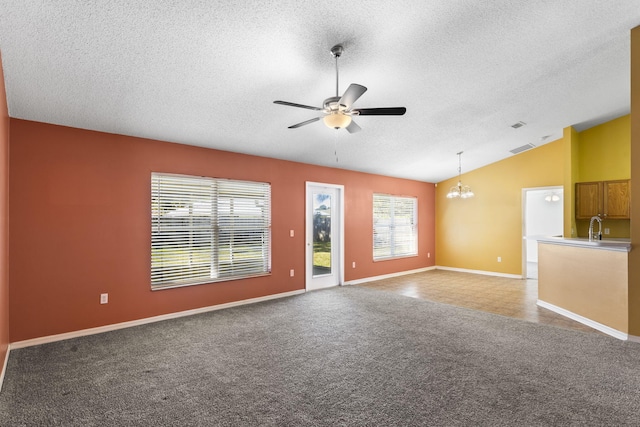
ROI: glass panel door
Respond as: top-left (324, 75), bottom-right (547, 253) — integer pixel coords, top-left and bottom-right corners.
top-left (306, 183), bottom-right (342, 291)
top-left (313, 192), bottom-right (332, 277)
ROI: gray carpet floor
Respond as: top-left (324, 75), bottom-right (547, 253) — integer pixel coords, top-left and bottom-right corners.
top-left (2, 286), bottom-right (640, 426)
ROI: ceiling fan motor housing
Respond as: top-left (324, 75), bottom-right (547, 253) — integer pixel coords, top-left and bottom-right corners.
top-left (323, 96), bottom-right (347, 111)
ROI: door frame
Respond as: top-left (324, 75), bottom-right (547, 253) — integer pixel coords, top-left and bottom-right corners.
top-left (305, 181), bottom-right (345, 291)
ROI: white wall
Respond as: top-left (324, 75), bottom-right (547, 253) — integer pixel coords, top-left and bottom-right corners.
top-left (525, 188), bottom-right (564, 263)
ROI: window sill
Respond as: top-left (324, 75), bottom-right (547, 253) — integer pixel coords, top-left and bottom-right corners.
top-left (151, 272), bottom-right (272, 291)
top-left (373, 254), bottom-right (419, 262)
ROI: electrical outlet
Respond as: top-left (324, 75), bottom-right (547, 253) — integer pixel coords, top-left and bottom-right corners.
top-left (100, 293), bottom-right (108, 304)
top-left (497, 256), bottom-right (502, 263)
top-left (289, 269), bottom-right (294, 277)
top-left (289, 229), bottom-right (294, 237)
top-left (428, 252), bottom-right (431, 258)
top-left (604, 228), bottom-right (610, 235)
top-left (352, 261), bottom-right (356, 268)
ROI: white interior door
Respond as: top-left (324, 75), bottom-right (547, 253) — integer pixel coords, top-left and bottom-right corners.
top-left (306, 182), bottom-right (344, 291)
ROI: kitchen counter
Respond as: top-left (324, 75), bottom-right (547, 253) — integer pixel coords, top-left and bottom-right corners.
top-left (537, 237), bottom-right (630, 339)
top-left (534, 236), bottom-right (631, 252)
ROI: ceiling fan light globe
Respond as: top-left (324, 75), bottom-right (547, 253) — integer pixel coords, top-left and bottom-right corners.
top-left (323, 112), bottom-right (352, 129)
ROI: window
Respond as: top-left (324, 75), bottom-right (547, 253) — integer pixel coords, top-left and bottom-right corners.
top-left (151, 173), bottom-right (271, 290)
top-left (373, 194), bottom-right (417, 260)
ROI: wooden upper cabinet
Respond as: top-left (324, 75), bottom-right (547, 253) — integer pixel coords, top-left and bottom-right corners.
top-left (575, 180), bottom-right (630, 220)
top-left (603, 180), bottom-right (631, 219)
top-left (575, 182), bottom-right (603, 219)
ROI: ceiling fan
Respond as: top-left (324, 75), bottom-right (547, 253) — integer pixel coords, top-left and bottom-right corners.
top-left (274, 44), bottom-right (406, 133)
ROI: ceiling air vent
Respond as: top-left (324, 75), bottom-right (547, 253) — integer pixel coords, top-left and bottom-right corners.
top-left (511, 121), bottom-right (526, 129)
top-left (510, 143), bottom-right (536, 155)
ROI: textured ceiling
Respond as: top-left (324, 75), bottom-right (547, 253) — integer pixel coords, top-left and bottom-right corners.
top-left (0, 1), bottom-right (639, 182)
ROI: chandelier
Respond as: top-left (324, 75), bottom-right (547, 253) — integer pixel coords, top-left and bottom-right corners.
top-left (446, 151), bottom-right (474, 199)
top-left (544, 192), bottom-right (560, 202)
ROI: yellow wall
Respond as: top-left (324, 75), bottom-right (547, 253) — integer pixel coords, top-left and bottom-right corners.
top-left (575, 217), bottom-right (630, 238)
top-left (436, 140), bottom-right (564, 275)
top-left (436, 114), bottom-right (630, 275)
top-left (575, 114), bottom-right (631, 238)
top-left (436, 115), bottom-right (631, 275)
top-left (578, 115), bottom-right (630, 181)
top-left (436, 26), bottom-right (640, 336)
top-left (564, 126), bottom-right (579, 237)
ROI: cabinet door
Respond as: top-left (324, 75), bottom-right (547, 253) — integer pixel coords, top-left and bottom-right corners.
top-left (575, 182), bottom-right (602, 219)
top-left (603, 180), bottom-right (630, 219)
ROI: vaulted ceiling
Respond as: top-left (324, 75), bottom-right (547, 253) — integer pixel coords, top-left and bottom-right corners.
top-left (1, 1), bottom-right (639, 182)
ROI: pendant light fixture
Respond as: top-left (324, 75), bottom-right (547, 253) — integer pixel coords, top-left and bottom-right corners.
top-left (544, 193), bottom-right (560, 202)
top-left (446, 151), bottom-right (474, 199)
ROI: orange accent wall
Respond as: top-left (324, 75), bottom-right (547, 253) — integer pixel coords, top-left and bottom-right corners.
top-left (8, 119), bottom-right (435, 342)
top-left (0, 52), bottom-right (9, 368)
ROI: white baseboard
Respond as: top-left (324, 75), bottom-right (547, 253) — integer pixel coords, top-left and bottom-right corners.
top-left (627, 335), bottom-right (640, 344)
top-left (436, 266), bottom-right (522, 279)
top-left (343, 266), bottom-right (436, 286)
top-left (343, 265), bottom-right (522, 286)
top-left (0, 345), bottom-right (8, 393)
top-left (537, 299), bottom-right (628, 341)
top-left (10, 289), bottom-right (305, 350)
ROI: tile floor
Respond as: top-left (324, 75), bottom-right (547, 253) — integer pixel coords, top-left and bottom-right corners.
top-left (358, 269), bottom-right (599, 334)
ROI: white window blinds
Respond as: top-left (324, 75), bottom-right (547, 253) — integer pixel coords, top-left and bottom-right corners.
top-left (373, 194), bottom-right (417, 260)
top-left (151, 173), bottom-right (271, 289)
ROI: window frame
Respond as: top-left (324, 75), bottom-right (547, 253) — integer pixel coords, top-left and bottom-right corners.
top-left (151, 172), bottom-right (271, 290)
top-left (372, 193), bottom-right (418, 261)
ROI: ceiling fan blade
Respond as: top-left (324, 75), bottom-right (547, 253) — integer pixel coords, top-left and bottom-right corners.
top-left (345, 120), bottom-right (362, 134)
top-left (353, 107), bottom-right (407, 116)
top-left (274, 100), bottom-right (322, 111)
top-left (288, 117), bottom-right (320, 129)
top-left (339, 84), bottom-right (367, 109)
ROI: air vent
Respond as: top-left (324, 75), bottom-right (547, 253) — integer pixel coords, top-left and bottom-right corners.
top-left (511, 121), bottom-right (526, 129)
top-left (510, 143), bottom-right (536, 155)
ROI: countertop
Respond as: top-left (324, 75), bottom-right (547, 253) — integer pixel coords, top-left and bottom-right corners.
top-left (533, 236), bottom-right (632, 252)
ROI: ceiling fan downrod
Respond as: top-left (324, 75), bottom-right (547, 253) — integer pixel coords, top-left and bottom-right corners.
top-left (330, 44), bottom-right (344, 98)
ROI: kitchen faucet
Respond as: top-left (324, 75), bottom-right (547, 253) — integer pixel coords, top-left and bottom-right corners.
top-left (588, 215), bottom-right (602, 241)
